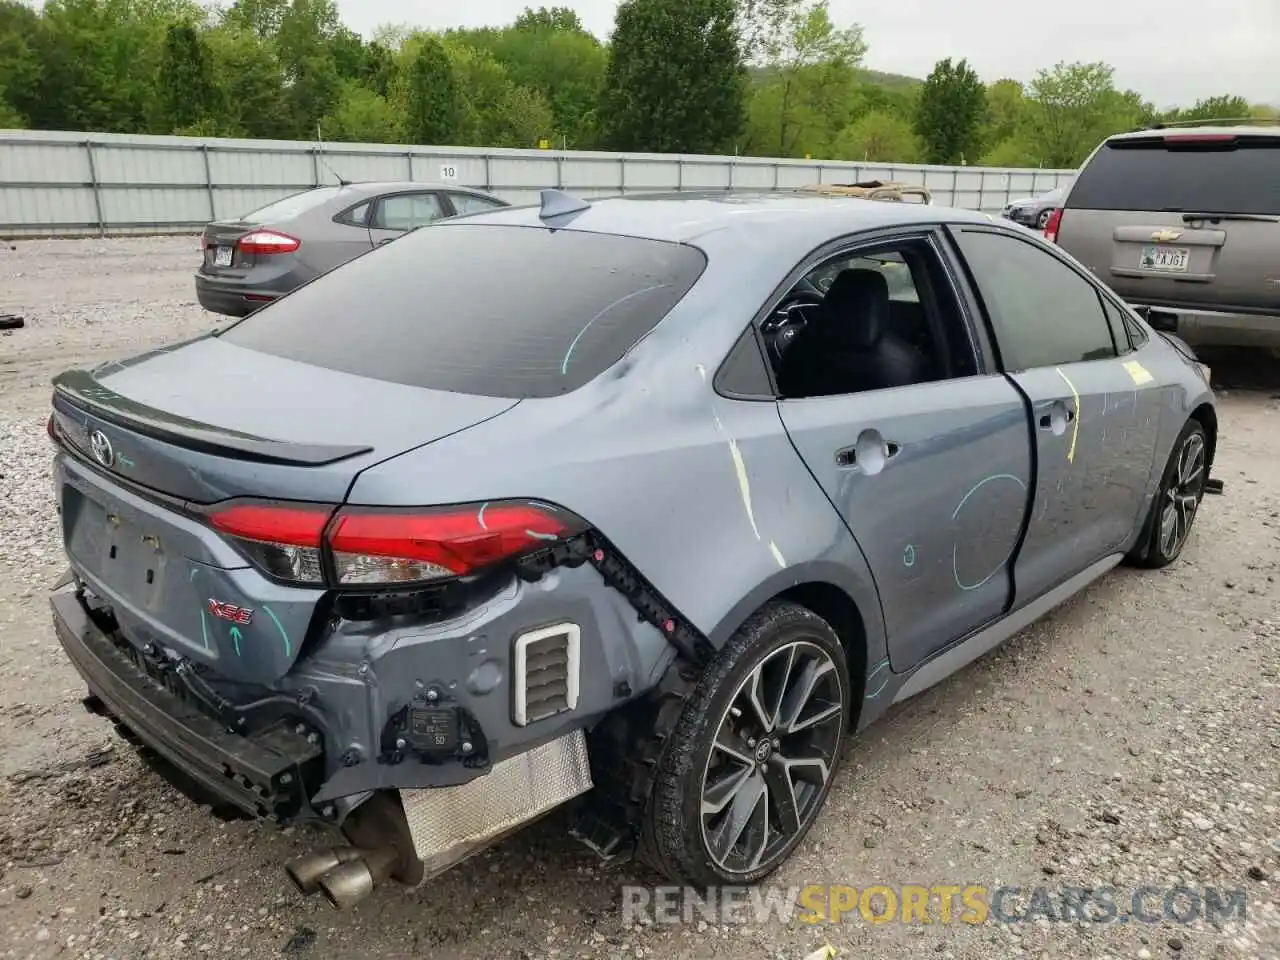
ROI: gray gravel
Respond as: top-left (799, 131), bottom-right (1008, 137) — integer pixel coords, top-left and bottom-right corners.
top-left (0, 236), bottom-right (1276, 960)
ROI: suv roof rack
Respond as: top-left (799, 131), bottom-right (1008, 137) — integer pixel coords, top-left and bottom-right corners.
top-left (1146, 115), bottom-right (1280, 130)
top-left (796, 180), bottom-right (933, 203)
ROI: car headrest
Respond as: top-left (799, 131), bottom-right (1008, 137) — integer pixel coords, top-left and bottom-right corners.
top-left (814, 268), bottom-right (890, 350)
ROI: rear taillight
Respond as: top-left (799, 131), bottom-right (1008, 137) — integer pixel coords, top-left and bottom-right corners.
top-left (1044, 207), bottom-right (1063, 243)
top-left (47, 414), bottom-right (57, 442)
top-left (209, 503), bottom-right (332, 585)
top-left (206, 499), bottom-right (584, 587)
top-left (238, 229), bottom-right (301, 255)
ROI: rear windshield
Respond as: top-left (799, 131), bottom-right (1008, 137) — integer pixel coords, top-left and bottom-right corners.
top-left (1067, 136), bottom-right (1280, 215)
top-left (240, 187), bottom-right (345, 223)
top-left (217, 223), bottom-right (707, 398)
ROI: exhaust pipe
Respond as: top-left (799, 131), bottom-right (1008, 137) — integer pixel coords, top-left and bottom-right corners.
top-left (315, 844), bottom-right (400, 910)
top-left (285, 847), bottom-right (364, 896)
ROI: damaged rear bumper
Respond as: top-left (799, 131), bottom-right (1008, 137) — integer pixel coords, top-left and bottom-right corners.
top-left (53, 582), bottom-right (598, 907)
top-left (50, 586), bottom-right (323, 820)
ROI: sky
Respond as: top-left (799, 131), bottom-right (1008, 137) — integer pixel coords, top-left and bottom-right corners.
top-left (334, 0), bottom-right (1279, 109)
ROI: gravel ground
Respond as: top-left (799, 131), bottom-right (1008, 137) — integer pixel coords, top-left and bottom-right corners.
top-left (0, 236), bottom-right (1276, 960)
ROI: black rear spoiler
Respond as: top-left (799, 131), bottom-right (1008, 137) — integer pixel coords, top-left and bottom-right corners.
top-left (52, 369), bottom-right (373, 467)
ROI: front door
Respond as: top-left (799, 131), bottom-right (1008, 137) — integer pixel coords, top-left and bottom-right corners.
top-left (947, 225), bottom-right (1151, 602)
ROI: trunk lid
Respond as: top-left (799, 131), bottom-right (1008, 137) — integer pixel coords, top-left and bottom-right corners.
top-left (200, 220), bottom-right (258, 273)
top-left (52, 336), bottom-right (518, 684)
top-left (52, 334), bottom-right (519, 505)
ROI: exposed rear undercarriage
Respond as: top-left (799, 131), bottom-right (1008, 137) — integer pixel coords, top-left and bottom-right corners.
top-left (53, 529), bottom-right (710, 908)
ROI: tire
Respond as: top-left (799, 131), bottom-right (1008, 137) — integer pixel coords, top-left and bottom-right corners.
top-left (640, 601), bottom-right (850, 887)
top-left (1128, 419), bottom-right (1208, 568)
top-left (1036, 208), bottom-right (1052, 229)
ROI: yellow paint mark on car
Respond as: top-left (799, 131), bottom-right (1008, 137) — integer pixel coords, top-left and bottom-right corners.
top-left (1054, 367), bottom-right (1081, 464)
top-left (1123, 360), bottom-right (1154, 386)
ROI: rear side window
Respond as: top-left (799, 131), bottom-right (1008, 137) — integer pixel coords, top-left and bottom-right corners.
top-left (1101, 297), bottom-right (1135, 354)
top-left (241, 187), bottom-right (345, 223)
top-left (450, 192), bottom-right (507, 215)
top-left (336, 200), bottom-right (371, 226)
top-left (218, 224), bottom-right (707, 398)
top-left (1067, 136), bottom-right (1280, 215)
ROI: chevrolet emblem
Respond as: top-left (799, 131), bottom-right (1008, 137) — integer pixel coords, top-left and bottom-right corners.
top-left (1150, 229), bottom-right (1182, 243)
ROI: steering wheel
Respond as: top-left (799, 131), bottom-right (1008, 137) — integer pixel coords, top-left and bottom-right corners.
top-left (761, 290), bottom-right (823, 366)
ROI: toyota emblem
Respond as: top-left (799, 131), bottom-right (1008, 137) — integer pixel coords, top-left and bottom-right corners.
top-left (89, 429), bottom-right (115, 468)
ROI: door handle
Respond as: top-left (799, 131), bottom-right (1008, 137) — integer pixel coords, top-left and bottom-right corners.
top-left (1039, 407), bottom-right (1075, 430)
top-left (835, 440), bottom-right (900, 468)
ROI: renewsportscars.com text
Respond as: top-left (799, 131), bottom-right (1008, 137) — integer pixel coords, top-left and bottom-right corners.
top-left (621, 884), bottom-right (1249, 927)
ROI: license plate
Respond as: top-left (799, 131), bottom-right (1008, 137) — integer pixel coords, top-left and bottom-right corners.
top-left (65, 488), bottom-right (164, 599)
top-left (213, 246), bottom-right (233, 267)
top-left (1139, 245), bottom-right (1189, 272)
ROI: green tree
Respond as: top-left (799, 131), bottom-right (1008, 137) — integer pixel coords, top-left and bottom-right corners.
top-left (204, 23), bottom-right (292, 137)
top-left (154, 23), bottom-right (217, 133)
top-left (514, 6), bottom-right (587, 33)
top-left (30, 0), bottom-right (204, 134)
top-left (445, 41), bottom-right (554, 148)
top-left (321, 79), bottom-right (401, 142)
top-left (1023, 61), bottom-right (1130, 167)
top-left (0, 1), bottom-right (42, 125)
top-left (598, 0), bottom-right (746, 153)
top-left (980, 136), bottom-right (1042, 168)
top-left (1166, 94), bottom-right (1252, 124)
top-left (404, 35), bottom-right (463, 144)
top-left (452, 17), bottom-right (607, 148)
top-left (746, 0), bottom-right (866, 156)
top-left (982, 78), bottom-right (1025, 148)
top-left (360, 39), bottom-right (396, 97)
top-left (833, 109), bottom-right (921, 162)
top-left (914, 57), bottom-right (986, 163)
top-left (221, 0), bottom-right (288, 39)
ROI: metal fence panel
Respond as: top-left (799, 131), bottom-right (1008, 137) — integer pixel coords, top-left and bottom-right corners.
top-left (0, 129), bottom-right (1077, 238)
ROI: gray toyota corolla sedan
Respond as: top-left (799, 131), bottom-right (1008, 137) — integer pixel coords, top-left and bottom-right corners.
top-left (195, 180), bottom-right (509, 318)
top-left (49, 189), bottom-right (1219, 909)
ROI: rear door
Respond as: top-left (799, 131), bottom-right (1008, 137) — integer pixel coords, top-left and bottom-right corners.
top-left (948, 225), bottom-right (1153, 602)
top-left (299, 196), bottom-right (376, 273)
top-left (1057, 132), bottom-right (1280, 314)
top-left (367, 191), bottom-right (450, 246)
top-left (773, 230), bottom-right (1035, 673)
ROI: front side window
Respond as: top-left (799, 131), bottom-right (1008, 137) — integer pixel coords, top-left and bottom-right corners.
top-left (951, 229), bottom-right (1117, 370)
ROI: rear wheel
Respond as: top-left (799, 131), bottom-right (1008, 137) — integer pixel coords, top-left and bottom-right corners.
top-left (1036, 208), bottom-right (1053, 229)
top-left (1130, 419), bottom-right (1208, 568)
top-left (641, 601), bottom-right (849, 886)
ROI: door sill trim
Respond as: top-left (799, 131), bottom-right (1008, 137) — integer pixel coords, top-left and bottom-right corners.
top-left (891, 553), bottom-right (1123, 704)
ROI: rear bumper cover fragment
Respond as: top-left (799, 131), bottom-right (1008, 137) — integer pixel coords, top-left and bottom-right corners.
top-left (50, 587), bottom-right (322, 820)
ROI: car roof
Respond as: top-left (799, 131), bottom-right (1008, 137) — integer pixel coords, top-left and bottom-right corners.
top-left (1106, 124), bottom-right (1279, 142)
top-left (450, 189), bottom-right (998, 247)
top-left (312, 180), bottom-right (494, 200)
